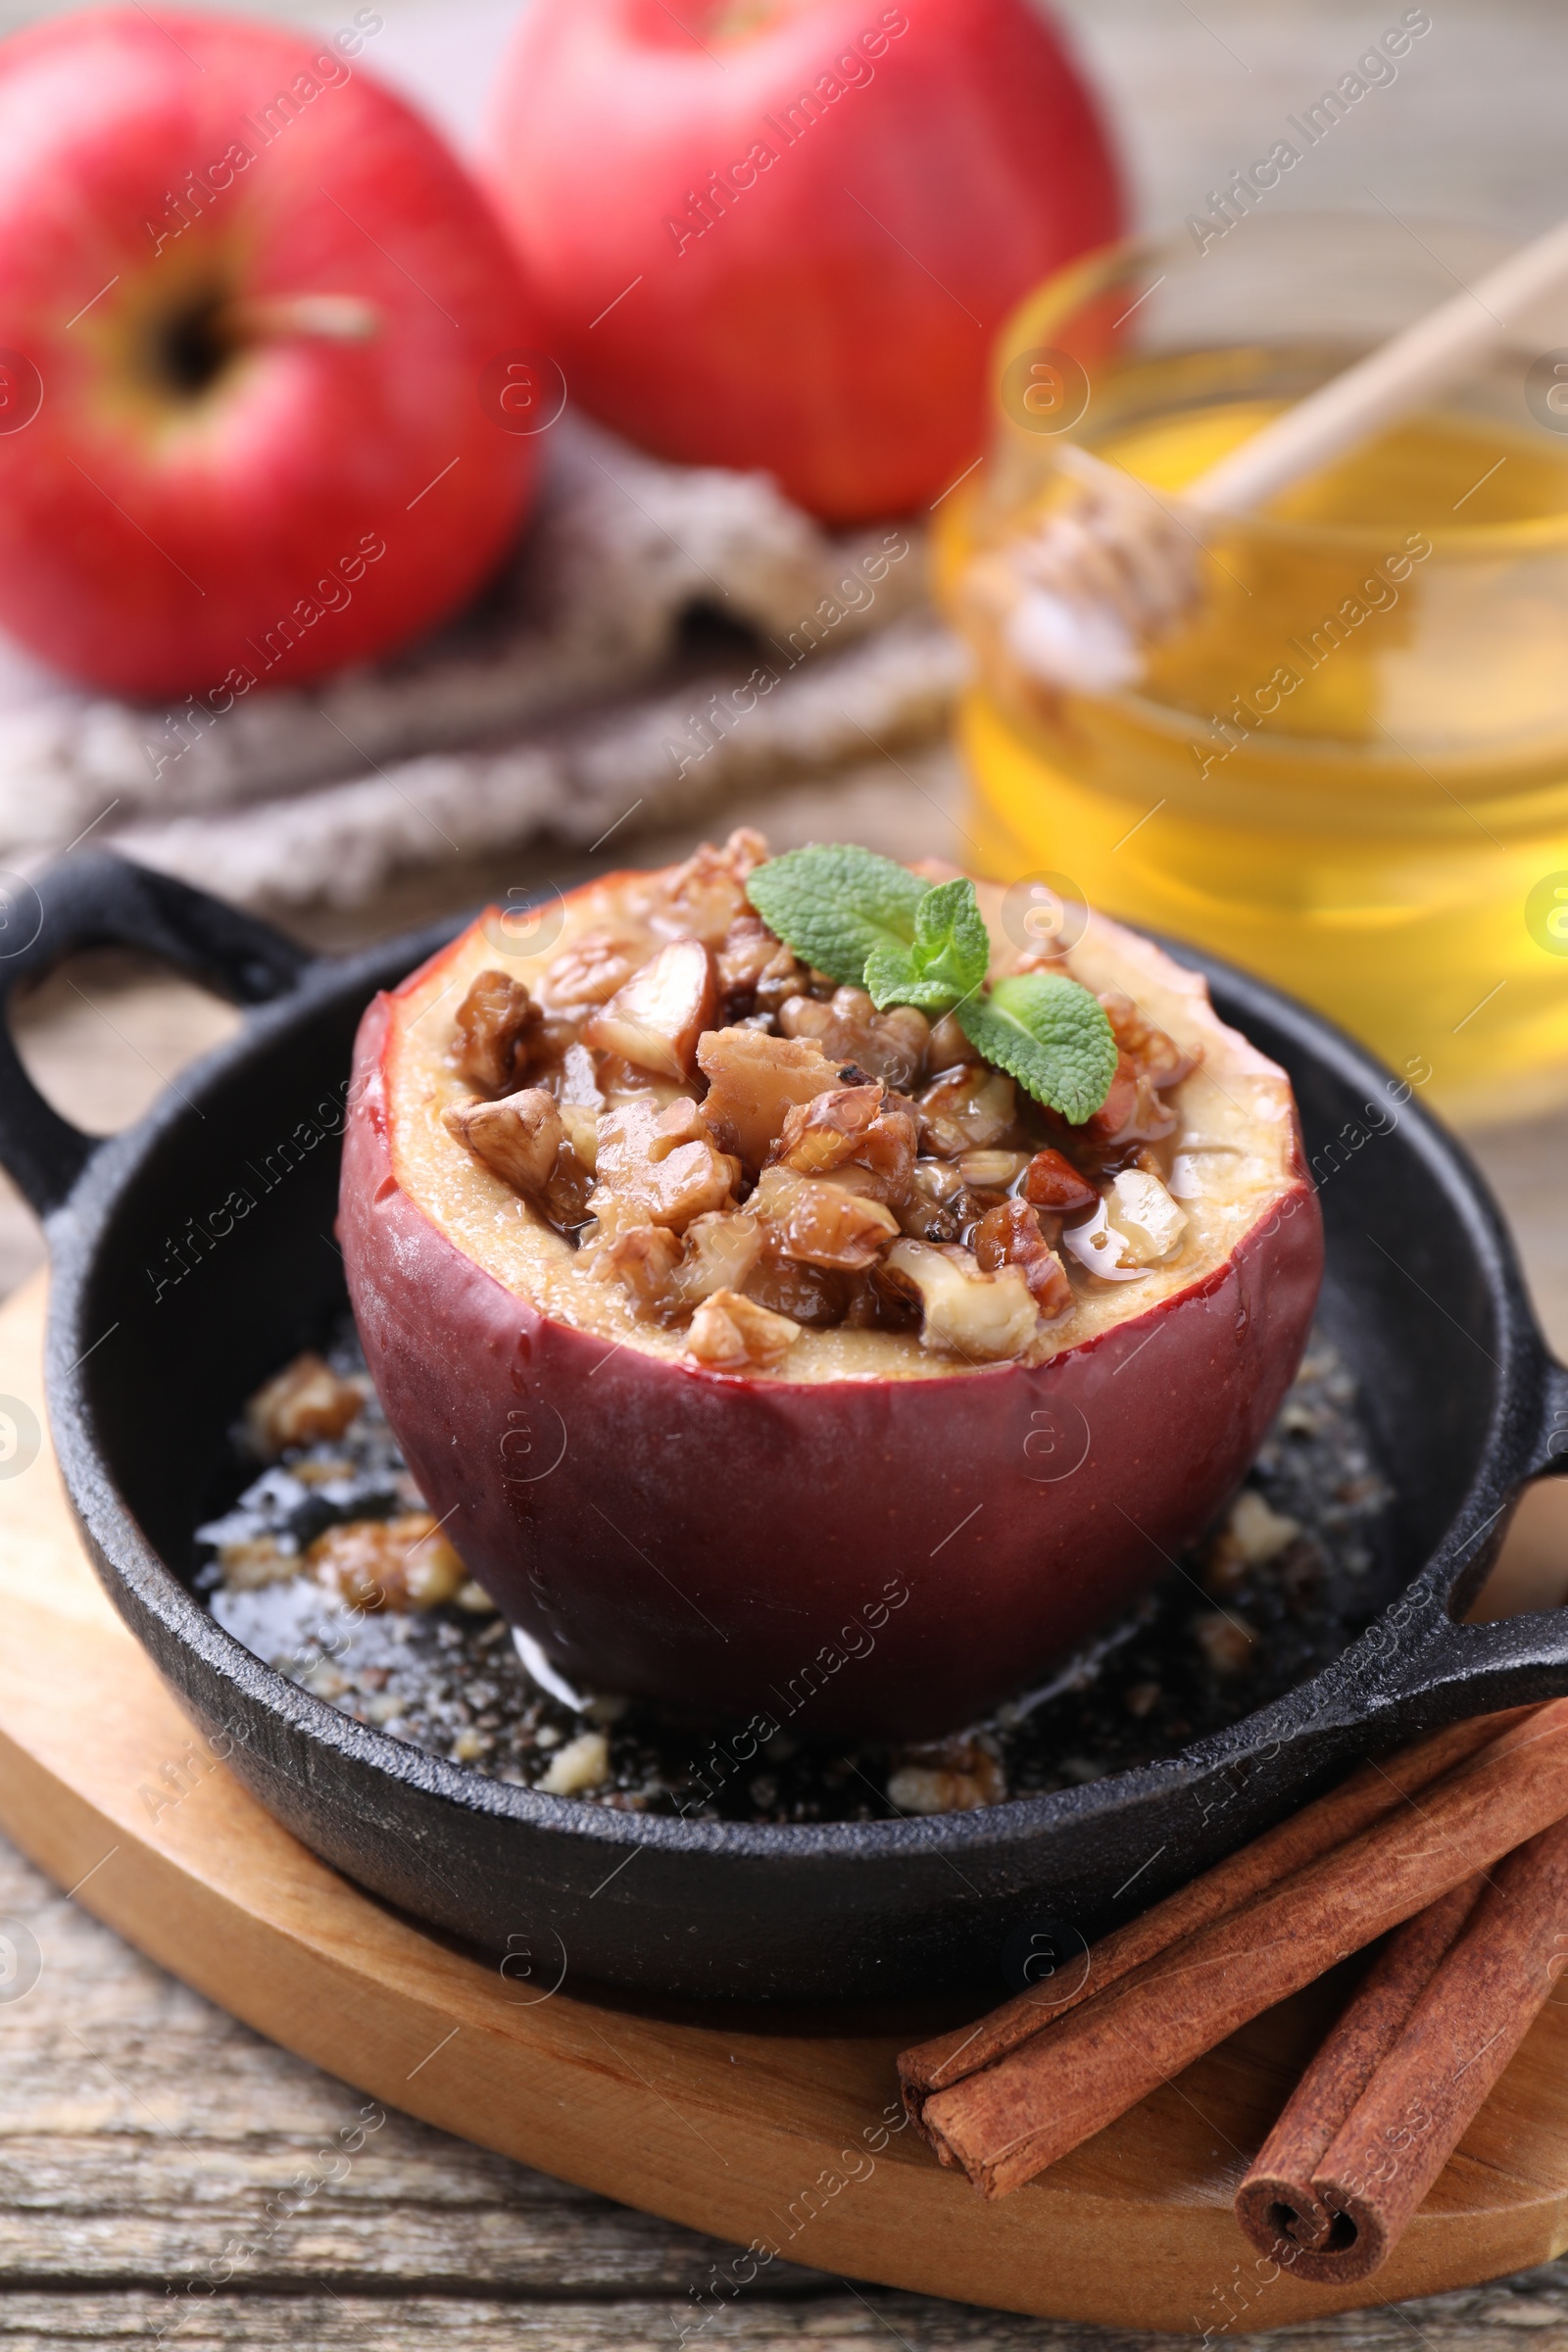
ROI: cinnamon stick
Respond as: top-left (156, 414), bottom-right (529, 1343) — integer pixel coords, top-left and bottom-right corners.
top-left (1233, 1875), bottom-right (1486, 2260)
top-left (899, 1709), bottom-right (1532, 2118)
top-left (918, 1697), bottom-right (1568, 2198)
top-left (1236, 1814), bottom-right (1568, 2283)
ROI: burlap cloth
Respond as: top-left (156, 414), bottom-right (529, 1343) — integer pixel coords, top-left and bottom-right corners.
top-left (0, 414), bottom-right (964, 913)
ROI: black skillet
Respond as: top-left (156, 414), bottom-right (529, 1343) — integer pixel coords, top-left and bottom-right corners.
top-left (3, 851), bottom-right (1567, 2002)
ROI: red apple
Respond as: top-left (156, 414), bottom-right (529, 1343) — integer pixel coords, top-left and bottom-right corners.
top-left (0, 8), bottom-right (540, 701)
top-left (483, 0), bottom-right (1123, 523)
top-left (339, 839), bottom-right (1323, 1740)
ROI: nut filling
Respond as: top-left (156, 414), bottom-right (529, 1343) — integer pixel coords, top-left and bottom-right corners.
top-left (427, 831), bottom-right (1212, 1372)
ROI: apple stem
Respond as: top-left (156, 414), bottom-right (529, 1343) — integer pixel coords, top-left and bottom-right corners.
top-left (219, 294), bottom-right (382, 344)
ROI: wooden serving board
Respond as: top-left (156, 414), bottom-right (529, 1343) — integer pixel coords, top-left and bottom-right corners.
top-left (3, 1271), bottom-right (1568, 2336)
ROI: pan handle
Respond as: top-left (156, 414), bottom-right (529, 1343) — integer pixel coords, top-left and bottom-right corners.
top-left (0, 853), bottom-right (315, 1219)
top-left (1528, 1356), bottom-right (1568, 1479)
top-left (1361, 1599), bottom-right (1568, 1735)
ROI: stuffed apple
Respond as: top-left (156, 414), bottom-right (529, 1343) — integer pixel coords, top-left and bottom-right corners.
top-left (339, 835), bottom-right (1322, 1739)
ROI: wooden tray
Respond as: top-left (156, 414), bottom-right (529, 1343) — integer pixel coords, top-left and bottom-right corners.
top-left (3, 1269), bottom-right (1567, 2336)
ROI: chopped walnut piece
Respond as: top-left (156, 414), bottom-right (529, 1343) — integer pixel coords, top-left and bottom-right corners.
top-left (752, 1164), bottom-right (901, 1271)
top-left (973, 1199), bottom-right (1073, 1318)
top-left (685, 1287), bottom-right (802, 1373)
top-left (1023, 1147), bottom-right (1099, 1215)
top-left (445, 1086), bottom-right (564, 1197)
top-left (926, 1010), bottom-right (981, 1069)
top-left (897, 1158), bottom-right (964, 1242)
top-left (853, 1106), bottom-right (917, 1205)
top-left (911, 1157), bottom-right (964, 1208)
top-left (915, 1110), bottom-right (969, 1160)
top-left (245, 1352), bottom-right (365, 1458)
top-left (656, 829), bottom-right (770, 945)
top-left (1204, 1489), bottom-right (1302, 1594)
top-left (744, 1255), bottom-right (847, 1325)
top-left (916, 1065), bottom-right (1020, 1152)
top-left (888, 1739), bottom-right (1005, 1814)
top-left (869, 1004), bottom-right (931, 1090)
top-left (716, 911), bottom-right (774, 996)
top-left (695, 1026), bottom-right (842, 1168)
top-left (292, 1456), bottom-right (356, 1489)
top-left (776, 989), bottom-right (858, 1054)
top-left (583, 938), bottom-right (717, 1082)
top-left (594, 1096), bottom-right (739, 1229)
top-left (538, 1729), bottom-right (612, 1794)
top-left (671, 1211), bottom-right (764, 1308)
top-left (958, 1149), bottom-right (1030, 1192)
top-left (883, 1239), bottom-right (1040, 1361)
top-left (771, 1084), bottom-right (916, 1209)
top-left (771, 1082), bottom-right (882, 1172)
top-left (309, 1513), bottom-right (467, 1611)
top-left (450, 969), bottom-right (540, 1097)
top-left (1193, 1611), bottom-right (1259, 1677)
top-left (1084, 1052), bottom-right (1135, 1143)
top-left (446, 1088), bottom-right (596, 1230)
top-left (539, 929), bottom-right (636, 1011)
top-left (778, 989), bottom-right (928, 1090)
top-left (217, 1534), bottom-right (299, 1590)
top-left (1228, 1488), bottom-right (1302, 1565)
top-left (1100, 988), bottom-right (1199, 1090)
top-left (1082, 1051), bottom-right (1180, 1152)
top-left (594, 1222), bottom-right (682, 1314)
top-left (578, 1192), bottom-right (649, 1254)
top-left (715, 911), bottom-right (803, 1015)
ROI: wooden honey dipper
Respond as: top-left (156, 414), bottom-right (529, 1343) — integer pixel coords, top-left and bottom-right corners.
top-left (981, 213), bottom-right (1568, 695)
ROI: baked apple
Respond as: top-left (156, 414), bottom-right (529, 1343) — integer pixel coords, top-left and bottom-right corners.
top-left (339, 834), bottom-right (1322, 1739)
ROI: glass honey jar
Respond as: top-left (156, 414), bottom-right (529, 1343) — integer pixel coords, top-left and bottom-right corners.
top-left (937, 213), bottom-right (1568, 1123)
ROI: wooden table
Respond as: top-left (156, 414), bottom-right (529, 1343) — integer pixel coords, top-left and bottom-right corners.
top-left (0, 1767), bottom-right (1563, 2348)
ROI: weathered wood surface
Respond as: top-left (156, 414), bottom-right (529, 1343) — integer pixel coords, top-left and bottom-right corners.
top-left (1, 1836), bottom-right (1568, 2352)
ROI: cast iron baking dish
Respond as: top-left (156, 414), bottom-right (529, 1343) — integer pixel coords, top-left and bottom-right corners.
top-left (3, 853), bottom-right (1567, 2002)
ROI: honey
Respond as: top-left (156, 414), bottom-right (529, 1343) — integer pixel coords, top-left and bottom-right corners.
top-left (945, 220), bottom-right (1568, 1123)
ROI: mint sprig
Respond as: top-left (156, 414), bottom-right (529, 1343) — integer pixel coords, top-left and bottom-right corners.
top-left (956, 974), bottom-right (1118, 1126)
top-left (864, 877), bottom-right (990, 1014)
top-left (746, 844), bottom-right (926, 990)
top-left (746, 844), bottom-right (1117, 1124)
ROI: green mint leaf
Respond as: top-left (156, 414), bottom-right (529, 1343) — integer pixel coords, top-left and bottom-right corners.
top-left (746, 844), bottom-right (928, 989)
top-left (864, 878), bottom-right (991, 1014)
top-left (911, 877), bottom-right (991, 1000)
top-left (861, 939), bottom-right (915, 1004)
top-left (956, 973), bottom-right (1117, 1124)
top-left (864, 941), bottom-right (945, 1013)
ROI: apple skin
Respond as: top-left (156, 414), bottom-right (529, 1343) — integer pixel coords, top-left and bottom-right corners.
top-left (483, 0), bottom-right (1123, 524)
top-left (339, 957), bottom-right (1325, 1741)
top-left (0, 9), bottom-right (539, 700)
